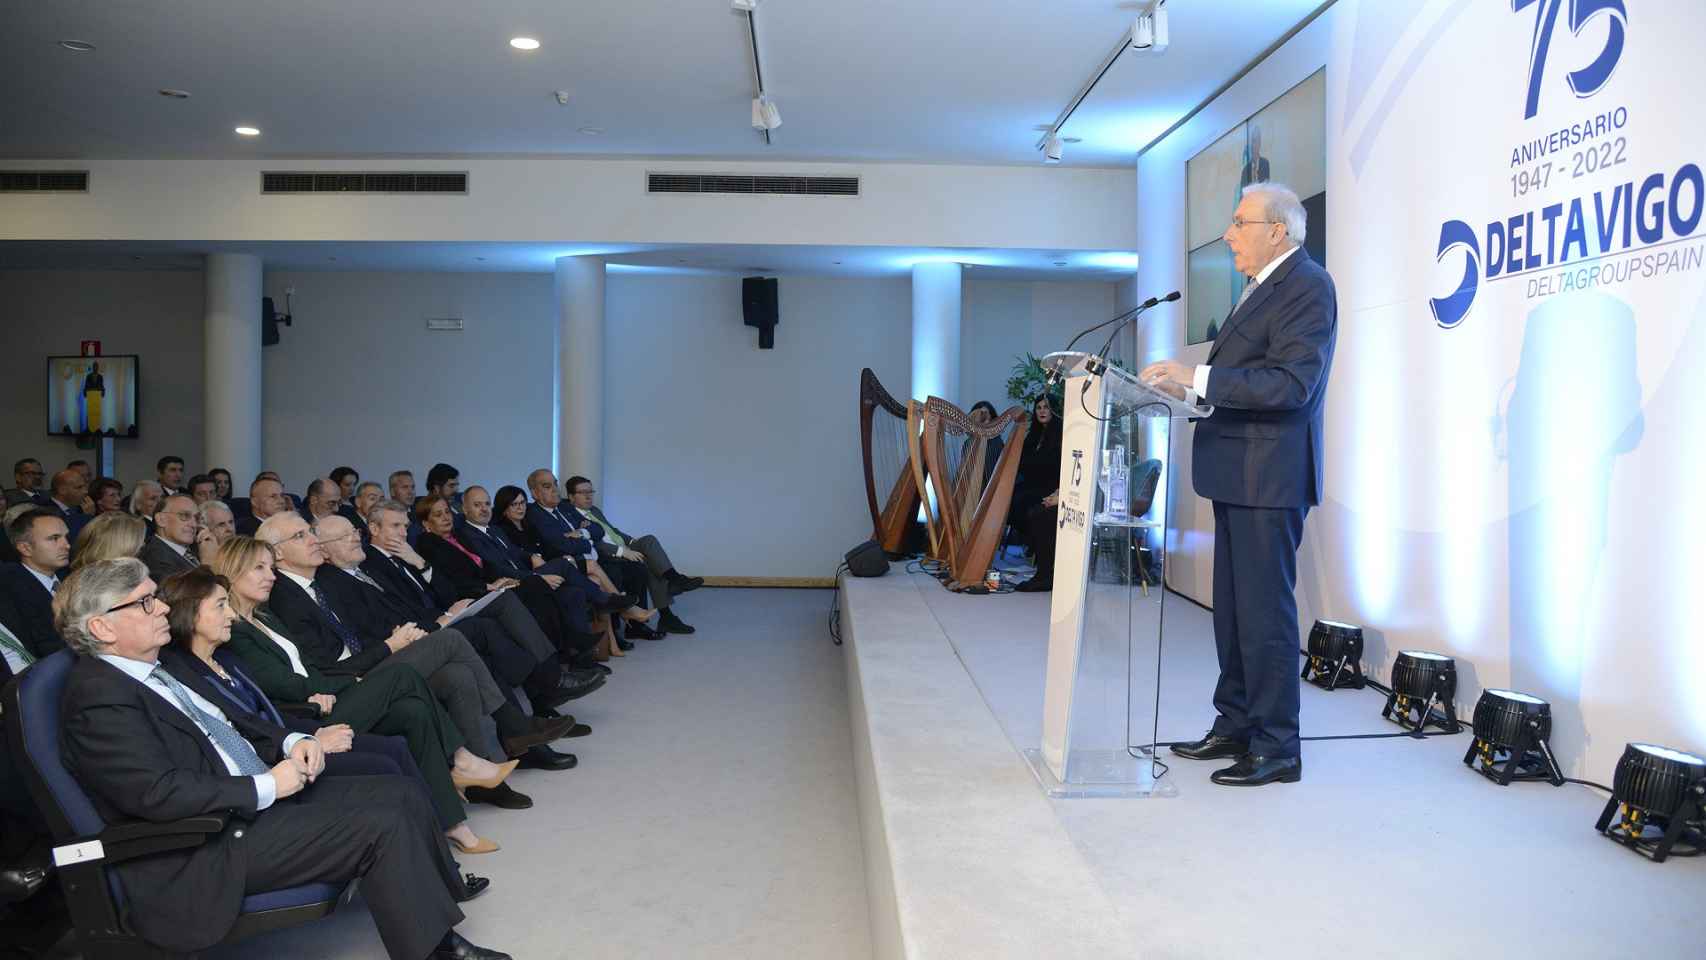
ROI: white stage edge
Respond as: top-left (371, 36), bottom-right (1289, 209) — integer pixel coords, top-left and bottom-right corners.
top-left (840, 572), bottom-right (1141, 960)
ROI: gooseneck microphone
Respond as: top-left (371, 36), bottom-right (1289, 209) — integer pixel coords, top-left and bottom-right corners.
top-left (1048, 290), bottom-right (1181, 387)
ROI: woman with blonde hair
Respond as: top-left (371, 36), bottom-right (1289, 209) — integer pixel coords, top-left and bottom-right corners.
top-left (70, 511), bottom-right (147, 570)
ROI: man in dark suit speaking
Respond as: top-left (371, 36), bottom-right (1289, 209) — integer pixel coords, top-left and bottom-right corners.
top-left (1141, 182), bottom-right (1337, 787)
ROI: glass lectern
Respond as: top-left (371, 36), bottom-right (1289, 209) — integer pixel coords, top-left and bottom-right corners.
top-left (1021, 351), bottom-right (1206, 798)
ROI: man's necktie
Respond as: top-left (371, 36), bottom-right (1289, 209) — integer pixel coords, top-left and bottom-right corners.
top-left (150, 666), bottom-right (270, 775)
top-left (350, 568), bottom-right (385, 591)
top-left (1233, 278), bottom-right (1257, 314)
top-left (309, 583), bottom-right (364, 654)
top-left (0, 620), bottom-right (35, 670)
top-left (392, 557), bottom-right (434, 607)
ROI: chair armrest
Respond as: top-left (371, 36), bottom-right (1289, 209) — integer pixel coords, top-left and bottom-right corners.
top-left (55, 813), bottom-right (231, 868)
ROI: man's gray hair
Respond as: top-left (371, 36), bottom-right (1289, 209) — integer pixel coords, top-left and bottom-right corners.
top-left (56, 557), bottom-right (148, 657)
top-left (198, 499), bottom-right (233, 525)
top-left (1241, 182), bottom-right (1307, 246)
top-left (370, 499), bottom-right (412, 524)
top-left (256, 512), bottom-right (305, 545)
top-left (127, 481), bottom-right (163, 516)
top-left (355, 480), bottom-right (382, 497)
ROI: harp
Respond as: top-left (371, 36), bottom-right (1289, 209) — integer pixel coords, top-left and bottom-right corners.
top-left (919, 397), bottom-right (1029, 588)
top-left (859, 368), bottom-right (920, 555)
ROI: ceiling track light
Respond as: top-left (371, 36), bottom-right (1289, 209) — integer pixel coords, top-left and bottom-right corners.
top-left (751, 96), bottom-right (782, 131)
top-left (737, 0), bottom-right (775, 144)
top-left (1033, 0), bottom-right (1169, 161)
top-left (1131, 6), bottom-right (1170, 53)
top-left (1043, 134), bottom-right (1063, 164)
top-left (510, 37), bottom-right (540, 51)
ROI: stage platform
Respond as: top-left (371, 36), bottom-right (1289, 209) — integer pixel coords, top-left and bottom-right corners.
top-left (840, 570), bottom-right (1705, 960)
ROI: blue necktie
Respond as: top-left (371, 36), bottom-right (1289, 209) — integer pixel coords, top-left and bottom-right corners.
top-left (391, 557), bottom-right (434, 608)
top-left (308, 583), bottom-right (363, 654)
top-left (150, 667), bottom-right (270, 775)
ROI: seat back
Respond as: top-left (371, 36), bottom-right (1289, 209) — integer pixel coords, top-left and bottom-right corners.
top-left (1130, 459), bottom-right (1163, 519)
top-left (5, 650), bottom-right (105, 841)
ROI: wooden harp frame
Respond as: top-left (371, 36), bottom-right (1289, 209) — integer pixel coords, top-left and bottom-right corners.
top-left (859, 368), bottom-right (921, 555)
top-left (919, 396), bottom-right (1030, 587)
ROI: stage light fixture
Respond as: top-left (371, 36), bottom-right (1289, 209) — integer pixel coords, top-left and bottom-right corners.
top-left (1301, 619), bottom-right (1365, 690)
top-left (1594, 742), bottom-right (1706, 863)
top-left (1381, 650), bottom-right (1460, 734)
top-left (1130, 7), bottom-right (1169, 54)
top-left (1463, 689), bottom-right (1564, 786)
top-left (751, 96), bottom-right (782, 131)
top-left (1043, 134), bottom-right (1063, 164)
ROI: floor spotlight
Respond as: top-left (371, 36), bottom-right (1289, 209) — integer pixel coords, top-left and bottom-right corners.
top-left (1594, 743), bottom-right (1706, 863)
top-left (751, 96), bottom-right (782, 131)
top-left (1301, 619), bottom-right (1365, 690)
top-left (1463, 689), bottom-right (1564, 785)
top-left (1381, 650), bottom-right (1460, 735)
top-left (1043, 134), bottom-right (1063, 164)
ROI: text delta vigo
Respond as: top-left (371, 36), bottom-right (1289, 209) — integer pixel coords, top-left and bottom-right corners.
top-left (1432, 161), bottom-right (1704, 327)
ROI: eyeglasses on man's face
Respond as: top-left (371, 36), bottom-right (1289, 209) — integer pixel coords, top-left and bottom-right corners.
top-left (1229, 217), bottom-right (1279, 230)
top-left (160, 510), bottom-right (198, 522)
top-left (269, 528), bottom-right (314, 549)
top-left (106, 592), bottom-right (160, 616)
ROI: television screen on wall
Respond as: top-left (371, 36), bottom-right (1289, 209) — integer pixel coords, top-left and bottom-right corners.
top-left (47, 354), bottom-right (140, 438)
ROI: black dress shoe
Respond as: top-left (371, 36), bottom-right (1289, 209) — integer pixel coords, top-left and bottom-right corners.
top-left (463, 782), bottom-right (534, 809)
top-left (563, 721), bottom-right (592, 737)
top-left (0, 863), bottom-right (49, 904)
top-left (590, 663), bottom-right (612, 675)
top-left (594, 592), bottom-right (638, 612)
top-left (517, 744), bottom-right (578, 771)
top-left (658, 610), bottom-right (696, 635)
top-left (616, 637), bottom-right (636, 651)
top-left (531, 713), bottom-right (576, 734)
top-left (432, 929), bottom-right (513, 960)
top-left (1169, 731), bottom-right (1251, 761)
top-left (668, 573), bottom-right (704, 594)
top-left (453, 873), bottom-right (490, 903)
top-left (1210, 754), bottom-right (1302, 786)
top-left (1014, 576), bottom-right (1051, 593)
top-left (626, 621), bottom-right (660, 640)
top-left (531, 669), bottom-right (606, 710)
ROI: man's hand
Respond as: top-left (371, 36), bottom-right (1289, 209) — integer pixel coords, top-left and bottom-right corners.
top-left (1043, 491), bottom-right (1060, 508)
top-left (313, 724), bottom-right (355, 754)
top-left (620, 547), bottom-right (644, 563)
top-left (290, 738), bottom-right (326, 782)
top-left (1140, 360), bottom-right (1194, 401)
top-left (269, 758), bottom-right (307, 799)
top-left (488, 577), bottom-right (520, 592)
top-left (80, 495), bottom-right (96, 515)
top-left (384, 623), bottom-right (425, 652)
top-left (392, 540), bottom-right (428, 569)
top-left (529, 554), bottom-right (545, 570)
top-left (306, 693), bottom-right (337, 715)
top-left (539, 574), bottom-right (564, 590)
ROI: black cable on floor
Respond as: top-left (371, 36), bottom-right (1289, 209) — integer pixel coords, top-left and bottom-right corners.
top-left (827, 562), bottom-right (849, 646)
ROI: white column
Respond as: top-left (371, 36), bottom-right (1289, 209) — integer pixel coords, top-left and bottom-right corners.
top-left (204, 253), bottom-right (263, 481)
top-left (910, 262), bottom-right (962, 405)
top-left (554, 255), bottom-right (605, 490)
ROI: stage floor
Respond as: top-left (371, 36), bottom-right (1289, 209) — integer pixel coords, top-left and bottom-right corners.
top-left (844, 570), bottom-right (1705, 960)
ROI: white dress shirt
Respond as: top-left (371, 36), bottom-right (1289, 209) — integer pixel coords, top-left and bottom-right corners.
top-left (248, 615), bottom-right (310, 678)
top-left (24, 565), bottom-right (59, 597)
top-left (97, 653), bottom-right (309, 810)
top-left (1191, 244), bottom-right (1301, 402)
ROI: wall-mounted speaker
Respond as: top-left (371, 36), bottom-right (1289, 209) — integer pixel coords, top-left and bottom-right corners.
top-left (742, 276), bottom-right (778, 349)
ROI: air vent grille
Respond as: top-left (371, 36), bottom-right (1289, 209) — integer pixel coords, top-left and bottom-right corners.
top-left (261, 171), bottom-right (468, 194)
top-left (0, 170), bottom-right (90, 192)
top-left (647, 172), bottom-right (858, 196)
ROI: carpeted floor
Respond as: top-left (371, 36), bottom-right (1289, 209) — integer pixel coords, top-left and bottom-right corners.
top-left (911, 573), bottom-right (1706, 960)
top-left (202, 587), bottom-right (872, 960)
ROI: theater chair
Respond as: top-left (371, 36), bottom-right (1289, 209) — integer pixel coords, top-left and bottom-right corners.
top-left (3, 651), bottom-right (353, 959)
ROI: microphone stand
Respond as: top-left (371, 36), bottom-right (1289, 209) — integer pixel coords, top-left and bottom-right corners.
top-left (1049, 296), bottom-right (1162, 389)
top-left (1085, 290), bottom-right (1180, 378)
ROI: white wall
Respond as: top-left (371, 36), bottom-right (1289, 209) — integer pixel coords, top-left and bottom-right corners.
top-left (0, 269), bottom-right (206, 487)
top-left (0, 156), bottom-right (1135, 254)
top-left (259, 270), bottom-right (557, 499)
top-left (961, 280), bottom-right (1119, 414)
top-left (1136, 1), bottom-right (1706, 777)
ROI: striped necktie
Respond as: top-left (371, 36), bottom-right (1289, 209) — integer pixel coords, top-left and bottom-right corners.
top-left (0, 620), bottom-right (34, 672)
top-left (150, 666), bottom-right (270, 775)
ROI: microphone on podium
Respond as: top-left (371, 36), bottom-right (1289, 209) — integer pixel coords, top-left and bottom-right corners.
top-left (1049, 290), bottom-right (1180, 386)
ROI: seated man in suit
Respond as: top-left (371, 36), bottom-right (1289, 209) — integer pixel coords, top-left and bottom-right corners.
top-left (343, 480), bottom-right (383, 541)
top-left (187, 473), bottom-right (218, 505)
top-left (524, 469), bottom-right (660, 640)
top-left (303, 477), bottom-right (340, 523)
top-left (352, 506), bottom-right (603, 711)
top-left (563, 474), bottom-right (704, 636)
top-left (426, 463), bottom-right (463, 515)
top-left (140, 494), bottom-right (201, 583)
top-left (260, 515), bottom-right (572, 774)
top-left (54, 558), bottom-right (510, 960)
top-left (32, 469), bottom-right (90, 546)
top-left (156, 455), bottom-right (186, 497)
top-left (236, 476), bottom-right (289, 537)
top-left (197, 500), bottom-right (237, 559)
top-left (0, 508), bottom-right (71, 658)
top-left (4, 459), bottom-right (44, 507)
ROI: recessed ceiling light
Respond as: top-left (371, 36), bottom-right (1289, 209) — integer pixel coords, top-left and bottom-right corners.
top-left (234, 126), bottom-right (260, 136)
top-left (577, 126), bottom-right (603, 135)
top-left (158, 88), bottom-right (190, 99)
top-left (58, 40), bottom-right (95, 52)
top-left (1053, 261), bottom-right (1068, 267)
top-left (510, 37), bottom-right (541, 50)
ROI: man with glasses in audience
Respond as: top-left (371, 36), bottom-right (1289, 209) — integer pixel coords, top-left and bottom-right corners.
top-left (139, 494), bottom-right (200, 582)
top-left (4, 460), bottom-right (44, 507)
top-left (53, 558), bottom-right (511, 960)
top-left (562, 475), bottom-right (703, 636)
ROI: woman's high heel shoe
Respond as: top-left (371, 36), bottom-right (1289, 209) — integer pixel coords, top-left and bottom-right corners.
top-left (451, 759), bottom-right (518, 792)
top-left (448, 834), bottom-right (500, 855)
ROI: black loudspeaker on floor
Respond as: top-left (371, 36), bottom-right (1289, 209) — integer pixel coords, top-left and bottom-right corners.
top-left (844, 540), bottom-right (889, 578)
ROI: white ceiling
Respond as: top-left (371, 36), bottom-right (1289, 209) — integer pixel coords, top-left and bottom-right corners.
top-left (0, 240), bottom-right (1141, 281)
top-left (1, 0), bottom-right (1324, 168)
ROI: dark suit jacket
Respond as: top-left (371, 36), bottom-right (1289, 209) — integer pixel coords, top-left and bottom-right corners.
top-left (561, 506), bottom-right (619, 561)
top-left (30, 494), bottom-right (90, 543)
top-left (223, 607), bottom-right (358, 704)
top-left (59, 653), bottom-right (291, 951)
top-left (0, 563), bottom-right (62, 658)
top-left (264, 569), bottom-right (393, 676)
top-left (1193, 248), bottom-right (1337, 508)
top-left (415, 532), bottom-right (495, 600)
top-left (139, 534), bottom-right (198, 583)
top-left (234, 513), bottom-right (262, 537)
top-left (525, 502), bottom-right (594, 561)
top-left (360, 544), bottom-right (457, 613)
top-left (454, 520), bottom-right (532, 580)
